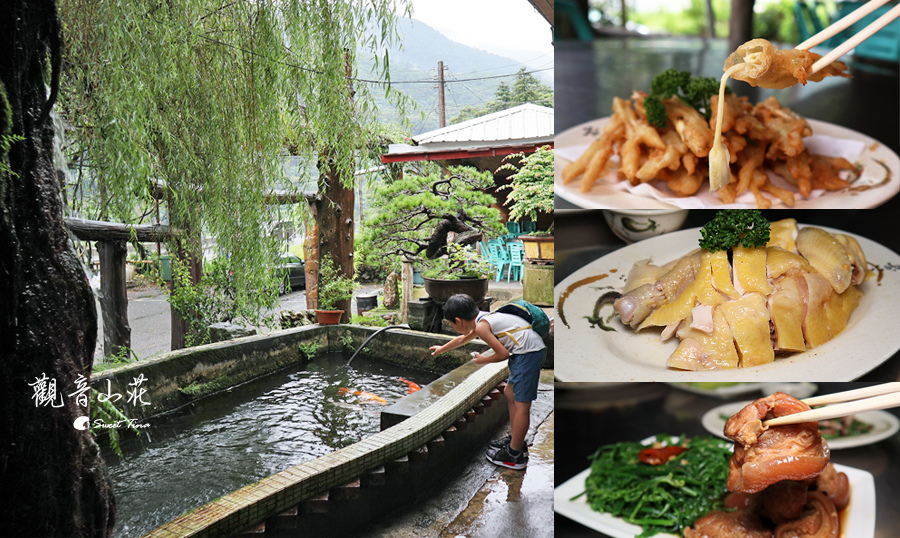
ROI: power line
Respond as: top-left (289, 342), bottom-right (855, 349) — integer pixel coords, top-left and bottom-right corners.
top-left (181, 23), bottom-right (553, 87)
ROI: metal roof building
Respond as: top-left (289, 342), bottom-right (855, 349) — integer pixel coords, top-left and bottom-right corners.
top-left (381, 103), bottom-right (554, 165)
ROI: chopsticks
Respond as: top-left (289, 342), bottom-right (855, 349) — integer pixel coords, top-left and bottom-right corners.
top-left (795, 0), bottom-right (900, 74)
top-left (762, 383), bottom-right (900, 428)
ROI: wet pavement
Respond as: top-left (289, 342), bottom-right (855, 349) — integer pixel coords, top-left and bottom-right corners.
top-left (365, 369), bottom-right (555, 538)
top-left (439, 369), bottom-right (555, 538)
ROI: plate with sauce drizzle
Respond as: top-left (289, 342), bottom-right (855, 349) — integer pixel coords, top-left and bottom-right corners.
top-left (554, 226), bottom-right (900, 381)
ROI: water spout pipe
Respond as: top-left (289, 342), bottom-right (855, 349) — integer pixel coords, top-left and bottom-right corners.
top-left (347, 324), bottom-right (410, 365)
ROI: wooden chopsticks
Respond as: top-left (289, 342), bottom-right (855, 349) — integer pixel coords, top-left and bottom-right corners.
top-left (762, 383), bottom-right (900, 428)
top-left (795, 0), bottom-right (900, 74)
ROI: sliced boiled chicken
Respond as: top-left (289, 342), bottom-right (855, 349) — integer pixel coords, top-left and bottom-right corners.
top-left (612, 219), bottom-right (868, 370)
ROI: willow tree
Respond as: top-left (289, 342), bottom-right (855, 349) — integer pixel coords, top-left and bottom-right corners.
top-left (1, 1), bottom-right (116, 535)
top-left (59, 0), bottom-right (411, 343)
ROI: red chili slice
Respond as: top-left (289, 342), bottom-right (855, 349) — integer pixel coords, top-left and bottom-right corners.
top-left (639, 445), bottom-right (688, 465)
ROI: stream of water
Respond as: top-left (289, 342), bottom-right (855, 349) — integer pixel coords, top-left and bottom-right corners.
top-left (103, 353), bottom-right (437, 537)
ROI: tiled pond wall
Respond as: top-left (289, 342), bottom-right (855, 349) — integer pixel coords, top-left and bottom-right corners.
top-left (91, 325), bottom-right (529, 537)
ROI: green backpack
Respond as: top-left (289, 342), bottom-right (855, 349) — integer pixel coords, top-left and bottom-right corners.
top-left (495, 300), bottom-right (551, 339)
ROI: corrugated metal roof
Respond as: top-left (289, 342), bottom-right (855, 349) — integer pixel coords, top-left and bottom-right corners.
top-left (412, 103), bottom-right (554, 147)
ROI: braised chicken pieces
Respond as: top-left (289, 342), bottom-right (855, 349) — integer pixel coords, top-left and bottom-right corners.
top-left (685, 393), bottom-right (849, 537)
top-left (724, 393), bottom-right (829, 493)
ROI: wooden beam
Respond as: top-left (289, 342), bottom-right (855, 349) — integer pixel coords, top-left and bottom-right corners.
top-left (65, 218), bottom-right (173, 242)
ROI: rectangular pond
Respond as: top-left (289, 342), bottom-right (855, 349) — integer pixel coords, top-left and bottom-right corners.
top-left (103, 353), bottom-right (438, 537)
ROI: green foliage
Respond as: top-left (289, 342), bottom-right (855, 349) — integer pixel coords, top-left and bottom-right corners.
top-left (450, 68), bottom-right (553, 124)
top-left (754, 0), bottom-right (801, 44)
top-left (298, 341), bottom-right (323, 360)
top-left (349, 314), bottom-right (389, 327)
top-left (167, 257), bottom-right (278, 347)
top-left (422, 242), bottom-right (492, 280)
top-left (340, 333), bottom-right (355, 350)
top-left (699, 210), bottom-right (771, 253)
top-left (496, 145), bottom-right (553, 224)
top-left (90, 389), bottom-right (140, 459)
top-left (317, 258), bottom-right (356, 311)
top-left (361, 163), bottom-right (504, 261)
top-left (58, 0), bottom-right (411, 334)
top-left (0, 83), bottom-right (24, 178)
top-left (104, 346), bottom-right (138, 365)
top-left (645, 69), bottom-right (730, 127)
top-left (629, 0), bottom-right (732, 37)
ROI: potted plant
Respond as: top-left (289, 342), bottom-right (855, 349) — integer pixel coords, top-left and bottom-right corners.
top-left (496, 145), bottom-right (554, 263)
top-left (422, 243), bottom-right (492, 305)
top-left (315, 258), bottom-right (356, 325)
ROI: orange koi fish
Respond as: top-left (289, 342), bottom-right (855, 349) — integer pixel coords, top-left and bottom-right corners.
top-left (337, 387), bottom-right (388, 404)
top-left (398, 377), bottom-right (421, 393)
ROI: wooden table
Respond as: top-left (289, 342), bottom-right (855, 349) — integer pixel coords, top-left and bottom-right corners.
top-left (555, 382), bottom-right (900, 537)
top-left (554, 37), bottom-right (900, 210)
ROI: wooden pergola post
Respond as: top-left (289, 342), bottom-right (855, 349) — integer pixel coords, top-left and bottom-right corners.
top-left (65, 218), bottom-right (172, 356)
top-left (97, 240), bottom-right (131, 358)
top-left (400, 255), bottom-right (414, 323)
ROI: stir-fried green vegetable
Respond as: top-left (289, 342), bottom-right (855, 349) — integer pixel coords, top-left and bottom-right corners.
top-left (575, 435), bottom-right (732, 538)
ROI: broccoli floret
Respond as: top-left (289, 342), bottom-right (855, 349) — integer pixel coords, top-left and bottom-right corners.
top-left (699, 210), bottom-right (771, 253)
top-left (684, 77), bottom-right (731, 119)
top-left (650, 68), bottom-right (691, 99)
top-left (644, 95), bottom-right (668, 128)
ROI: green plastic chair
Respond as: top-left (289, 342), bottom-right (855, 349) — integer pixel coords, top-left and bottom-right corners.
top-left (556, 0), bottom-right (595, 42)
top-left (507, 243), bottom-right (525, 282)
top-left (506, 222), bottom-right (520, 235)
top-left (488, 241), bottom-right (511, 281)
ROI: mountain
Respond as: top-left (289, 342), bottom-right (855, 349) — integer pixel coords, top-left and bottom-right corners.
top-left (357, 19), bottom-right (552, 135)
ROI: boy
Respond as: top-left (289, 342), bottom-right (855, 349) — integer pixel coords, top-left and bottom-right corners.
top-left (429, 294), bottom-right (546, 470)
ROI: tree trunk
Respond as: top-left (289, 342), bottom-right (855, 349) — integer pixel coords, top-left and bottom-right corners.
top-left (305, 199), bottom-right (320, 309)
top-left (729, 0), bottom-right (755, 55)
top-left (0, 1), bottom-right (116, 535)
top-left (317, 159), bottom-right (355, 322)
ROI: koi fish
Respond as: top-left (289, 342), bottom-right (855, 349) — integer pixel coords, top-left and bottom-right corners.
top-left (398, 377), bottom-right (421, 393)
top-left (337, 387), bottom-right (388, 404)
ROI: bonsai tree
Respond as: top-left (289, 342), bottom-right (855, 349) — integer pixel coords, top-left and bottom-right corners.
top-left (496, 145), bottom-right (554, 231)
top-left (423, 242), bottom-right (493, 280)
top-left (359, 163), bottom-right (505, 262)
top-left (317, 258), bottom-right (356, 311)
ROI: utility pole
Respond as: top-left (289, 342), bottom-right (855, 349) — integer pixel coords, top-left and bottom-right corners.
top-left (437, 60), bottom-right (446, 128)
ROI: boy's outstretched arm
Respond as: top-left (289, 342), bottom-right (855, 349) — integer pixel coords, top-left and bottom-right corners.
top-left (429, 330), bottom-right (478, 356)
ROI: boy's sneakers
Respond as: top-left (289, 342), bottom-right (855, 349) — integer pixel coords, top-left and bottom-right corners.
top-left (486, 444), bottom-right (527, 470)
top-left (489, 435), bottom-right (528, 454)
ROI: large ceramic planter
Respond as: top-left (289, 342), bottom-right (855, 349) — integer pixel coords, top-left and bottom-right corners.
top-left (523, 262), bottom-right (553, 306)
top-left (520, 235), bottom-right (554, 264)
top-left (422, 276), bottom-right (489, 305)
top-left (315, 310), bottom-right (344, 325)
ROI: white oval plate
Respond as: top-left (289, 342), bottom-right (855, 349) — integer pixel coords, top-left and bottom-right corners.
top-left (555, 117), bottom-right (900, 209)
top-left (555, 459), bottom-right (875, 538)
top-left (554, 226), bottom-right (900, 381)
top-left (702, 402), bottom-right (900, 450)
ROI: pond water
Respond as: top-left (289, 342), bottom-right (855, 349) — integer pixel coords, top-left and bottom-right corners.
top-left (103, 353), bottom-right (438, 537)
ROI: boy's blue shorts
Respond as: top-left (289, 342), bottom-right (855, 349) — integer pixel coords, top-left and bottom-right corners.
top-left (507, 348), bottom-right (546, 402)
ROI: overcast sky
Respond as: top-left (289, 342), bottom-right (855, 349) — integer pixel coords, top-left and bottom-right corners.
top-left (405, 0), bottom-right (554, 72)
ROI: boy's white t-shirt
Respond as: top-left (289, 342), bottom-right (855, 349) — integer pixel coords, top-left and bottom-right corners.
top-left (475, 311), bottom-right (546, 356)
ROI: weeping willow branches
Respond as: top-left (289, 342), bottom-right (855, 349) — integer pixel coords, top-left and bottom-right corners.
top-left (58, 0), bottom-right (411, 334)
